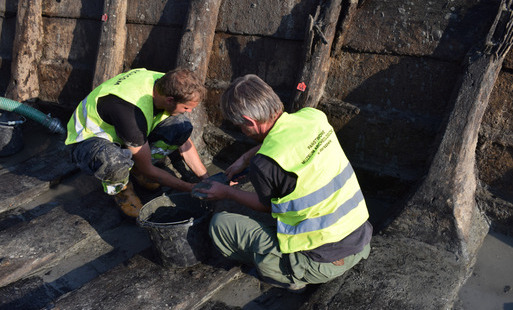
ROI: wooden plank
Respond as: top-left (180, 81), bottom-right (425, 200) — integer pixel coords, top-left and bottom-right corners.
top-left (0, 277), bottom-right (60, 310)
top-left (291, 0), bottom-right (343, 112)
top-left (175, 0), bottom-right (222, 158)
top-left (5, 0), bottom-right (42, 102)
top-left (0, 147), bottom-right (77, 214)
top-left (304, 235), bottom-right (464, 310)
top-left (52, 255), bottom-right (242, 310)
top-left (91, 0), bottom-right (127, 89)
top-left (0, 190), bottom-right (123, 288)
top-left (0, 222), bottom-right (150, 309)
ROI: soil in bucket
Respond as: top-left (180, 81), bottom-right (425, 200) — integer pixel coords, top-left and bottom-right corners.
top-left (148, 206), bottom-right (197, 224)
top-left (137, 193), bottom-right (211, 269)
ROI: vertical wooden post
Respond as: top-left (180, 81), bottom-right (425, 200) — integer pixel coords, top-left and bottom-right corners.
top-left (91, 0), bottom-right (127, 89)
top-left (5, 0), bottom-right (43, 102)
top-left (332, 0), bottom-right (359, 53)
top-left (176, 0), bottom-right (222, 83)
top-left (291, 0), bottom-right (343, 112)
top-left (175, 0), bottom-right (222, 157)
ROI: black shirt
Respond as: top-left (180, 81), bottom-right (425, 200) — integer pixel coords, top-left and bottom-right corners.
top-left (250, 153), bottom-right (373, 262)
top-left (97, 94), bottom-right (148, 147)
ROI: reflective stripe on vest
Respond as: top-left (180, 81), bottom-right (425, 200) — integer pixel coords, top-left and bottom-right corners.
top-left (258, 108), bottom-right (368, 253)
top-left (272, 164), bottom-right (355, 214)
top-left (65, 68), bottom-right (165, 145)
top-left (70, 97), bottom-right (110, 142)
top-left (276, 190), bottom-right (364, 235)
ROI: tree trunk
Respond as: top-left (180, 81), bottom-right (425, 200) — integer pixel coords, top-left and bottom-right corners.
top-left (175, 0), bottom-right (222, 159)
top-left (5, 0), bottom-right (43, 102)
top-left (91, 0), bottom-right (127, 89)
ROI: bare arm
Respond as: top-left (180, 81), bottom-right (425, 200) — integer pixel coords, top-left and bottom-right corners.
top-left (197, 180), bottom-right (271, 213)
top-left (225, 144), bottom-right (261, 179)
top-left (129, 142), bottom-right (195, 192)
top-left (179, 138), bottom-right (209, 180)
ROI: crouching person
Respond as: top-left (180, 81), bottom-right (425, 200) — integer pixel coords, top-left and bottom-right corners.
top-left (197, 74), bottom-right (372, 291)
top-left (65, 68), bottom-right (209, 218)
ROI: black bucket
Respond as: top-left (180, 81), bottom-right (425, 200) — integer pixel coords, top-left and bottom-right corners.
top-left (137, 193), bottom-right (211, 268)
top-left (0, 112), bottom-right (24, 157)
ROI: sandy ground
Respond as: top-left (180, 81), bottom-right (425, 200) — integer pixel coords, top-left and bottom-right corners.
top-left (457, 231), bottom-right (513, 310)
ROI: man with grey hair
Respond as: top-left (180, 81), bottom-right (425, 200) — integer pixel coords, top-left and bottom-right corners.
top-left (197, 74), bottom-right (372, 291)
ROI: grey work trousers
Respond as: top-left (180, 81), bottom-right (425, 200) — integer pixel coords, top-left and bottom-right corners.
top-left (69, 114), bottom-right (192, 184)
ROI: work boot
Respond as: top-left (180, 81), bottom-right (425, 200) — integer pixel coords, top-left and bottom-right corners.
top-left (131, 169), bottom-right (160, 191)
top-left (250, 268), bottom-right (307, 294)
top-left (113, 182), bottom-right (143, 218)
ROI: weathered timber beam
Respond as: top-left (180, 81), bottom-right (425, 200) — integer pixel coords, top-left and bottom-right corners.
top-left (484, 0), bottom-right (513, 59)
top-left (332, 0), bottom-right (359, 53)
top-left (176, 0), bottom-right (222, 83)
top-left (5, 0), bottom-right (42, 102)
top-left (92, 0), bottom-right (127, 89)
top-left (387, 0), bottom-right (513, 261)
top-left (291, 0), bottom-right (343, 112)
top-left (175, 0), bottom-right (222, 158)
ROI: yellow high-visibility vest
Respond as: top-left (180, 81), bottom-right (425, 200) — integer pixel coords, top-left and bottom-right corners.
top-left (65, 68), bottom-right (168, 145)
top-left (258, 108), bottom-right (369, 253)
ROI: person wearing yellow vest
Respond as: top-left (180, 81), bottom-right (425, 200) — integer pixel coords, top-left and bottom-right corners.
top-left (65, 68), bottom-right (209, 218)
top-left (197, 74), bottom-right (372, 291)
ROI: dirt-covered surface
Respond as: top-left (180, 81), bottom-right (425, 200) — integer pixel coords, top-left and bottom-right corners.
top-left (0, 121), bottom-right (510, 310)
top-left (2, 0), bottom-right (513, 308)
top-left (456, 231), bottom-right (513, 310)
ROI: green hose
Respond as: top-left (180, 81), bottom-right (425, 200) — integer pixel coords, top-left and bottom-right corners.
top-left (0, 96), bottom-right (66, 134)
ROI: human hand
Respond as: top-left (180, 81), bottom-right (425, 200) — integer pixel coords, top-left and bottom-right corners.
top-left (225, 157), bottom-right (247, 180)
top-left (184, 182), bottom-right (196, 192)
top-left (192, 180), bottom-right (230, 200)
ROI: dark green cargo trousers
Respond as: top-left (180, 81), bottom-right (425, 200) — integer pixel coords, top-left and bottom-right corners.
top-left (209, 211), bottom-right (371, 287)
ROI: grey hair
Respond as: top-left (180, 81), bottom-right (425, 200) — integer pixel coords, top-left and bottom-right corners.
top-left (221, 74), bottom-right (284, 125)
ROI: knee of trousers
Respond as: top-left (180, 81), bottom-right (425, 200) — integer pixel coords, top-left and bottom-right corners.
top-left (71, 138), bottom-right (133, 183)
top-left (208, 212), bottom-right (239, 257)
top-left (208, 212), bottom-right (232, 243)
top-left (149, 114), bottom-right (193, 147)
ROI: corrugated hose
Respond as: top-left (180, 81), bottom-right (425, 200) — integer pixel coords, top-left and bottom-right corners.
top-left (0, 96), bottom-right (66, 135)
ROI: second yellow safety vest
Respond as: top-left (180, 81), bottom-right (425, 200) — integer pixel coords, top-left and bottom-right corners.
top-left (257, 108), bottom-right (369, 253)
top-left (65, 68), bottom-right (168, 145)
